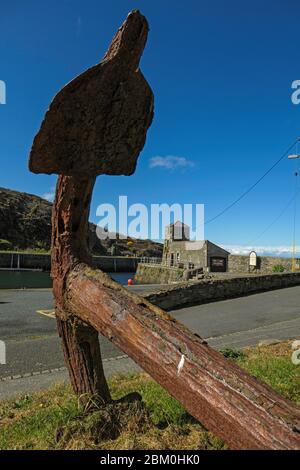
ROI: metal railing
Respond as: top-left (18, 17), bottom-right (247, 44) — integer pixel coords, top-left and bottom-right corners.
top-left (138, 257), bottom-right (204, 273)
top-left (139, 257), bottom-right (162, 265)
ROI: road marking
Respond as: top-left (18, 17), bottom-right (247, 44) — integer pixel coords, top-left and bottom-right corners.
top-left (36, 309), bottom-right (55, 319)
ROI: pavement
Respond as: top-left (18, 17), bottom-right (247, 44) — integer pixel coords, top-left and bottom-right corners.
top-left (0, 285), bottom-right (300, 399)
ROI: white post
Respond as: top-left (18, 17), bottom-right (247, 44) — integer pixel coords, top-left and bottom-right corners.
top-left (0, 340), bottom-right (6, 364)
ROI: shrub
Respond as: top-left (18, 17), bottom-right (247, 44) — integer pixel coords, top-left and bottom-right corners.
top-left (273, 264), bottom-right (285, 273)
top-left (0, 239), bottom-right (12, 250)
top-left (220, 348), bottom-right (245, 360)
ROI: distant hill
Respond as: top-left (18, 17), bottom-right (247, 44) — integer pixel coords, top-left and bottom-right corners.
top-left (0, 187), bottom-right (163, 258)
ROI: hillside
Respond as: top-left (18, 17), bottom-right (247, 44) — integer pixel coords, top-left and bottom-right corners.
top-left (0, 187), bottom-right (163, 257)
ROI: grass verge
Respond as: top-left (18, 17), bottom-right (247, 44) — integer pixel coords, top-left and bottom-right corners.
top-left (0, 339), bottom-right (299, 450)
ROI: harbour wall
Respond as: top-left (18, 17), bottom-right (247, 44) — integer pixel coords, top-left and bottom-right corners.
top-left (0, 252), bottom-right (140, 272)
top-left (143, 272), bottom-right (300, 311)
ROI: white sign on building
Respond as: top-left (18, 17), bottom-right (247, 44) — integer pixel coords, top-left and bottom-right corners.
top-left (249, 251), bottom-right (257, 267)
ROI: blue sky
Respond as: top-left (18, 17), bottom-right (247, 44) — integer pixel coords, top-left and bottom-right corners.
top-left (1, 0), bottom-right (300, 255)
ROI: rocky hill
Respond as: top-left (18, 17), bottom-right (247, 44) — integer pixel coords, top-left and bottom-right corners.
top-left (0, 187), bottom-right (163, 257)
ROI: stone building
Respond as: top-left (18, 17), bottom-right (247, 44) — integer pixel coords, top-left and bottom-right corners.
top-left (163, 222), bottom-right (230, 272)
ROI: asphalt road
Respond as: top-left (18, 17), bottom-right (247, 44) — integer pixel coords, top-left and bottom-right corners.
top-left (0, 285), bottom-right (300, 398)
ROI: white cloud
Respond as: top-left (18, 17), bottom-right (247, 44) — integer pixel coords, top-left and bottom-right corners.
top-left (149, 155), bottom-right (194, 170)
top-left (42, 187), bottom-right (55, 202)
top-left (222, 244), bottom-right (300, 258)
top-left (76, 16), bottom-right (82, 36)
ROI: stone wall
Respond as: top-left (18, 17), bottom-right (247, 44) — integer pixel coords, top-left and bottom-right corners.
top-left (228, 255), bottom-right (294, 273)
top-left (134, 263), bottom-right (185, 284)
top-left (163, 240), bottom-right (207, 267)
top-left (144, 272), bottom-right (300, 311)
top-left (163, 240), bottom-right (229, 270)
top-left (135, 253), bottom-right (298, 284)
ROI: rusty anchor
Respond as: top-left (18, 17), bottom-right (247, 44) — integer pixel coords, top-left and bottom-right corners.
top-left (29, 10), bottom-right (300, 450)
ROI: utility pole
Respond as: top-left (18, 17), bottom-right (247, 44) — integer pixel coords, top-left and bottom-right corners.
top-left (292, 171), bottom-right (298, 271)
top-left (288, 150), bottom-right (299, 271)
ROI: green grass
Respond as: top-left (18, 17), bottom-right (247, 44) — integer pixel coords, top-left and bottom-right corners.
top-left (0, 386), bottom-right (79, 450)
top-left (236, 342), bottom-right (300, 404)
top-left (0, 340), bottom-right (299, 450)
top-left (0, 249), bottom-right (50, 254)
top-left (109, 374), bottom-right (192, 427)
top-left (273, 264), bottom-right (285, 273)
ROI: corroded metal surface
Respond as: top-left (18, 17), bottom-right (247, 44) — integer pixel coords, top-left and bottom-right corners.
top-left (29, 11), bottom-right (154, 177)
top-left (28, 10), bottom-right (300, 449)
top-left (65, 265), bottom-right (300, 450)
top-left (28, 10), bottom-right (154, 402)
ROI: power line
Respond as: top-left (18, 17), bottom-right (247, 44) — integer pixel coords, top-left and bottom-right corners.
top-left (205, 139), bottom-right (298, 225)
top-left (246, 186), bottom-right (300, 246)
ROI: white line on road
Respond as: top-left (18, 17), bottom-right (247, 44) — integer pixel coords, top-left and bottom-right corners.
top-left (3, 317), bottom-right (300, 383)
